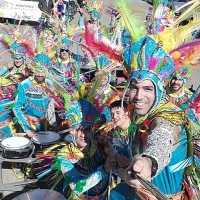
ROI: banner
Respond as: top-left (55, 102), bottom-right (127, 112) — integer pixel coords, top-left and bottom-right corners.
top-left (0, 0), bottom-right (42, 21)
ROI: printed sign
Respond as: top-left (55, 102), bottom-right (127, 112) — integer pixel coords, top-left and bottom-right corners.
top-left (0, 0), bottom-right (42, 21)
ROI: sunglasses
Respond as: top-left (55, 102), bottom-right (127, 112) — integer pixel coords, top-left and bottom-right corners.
top-left (60, 49), bottom-right (69, 53)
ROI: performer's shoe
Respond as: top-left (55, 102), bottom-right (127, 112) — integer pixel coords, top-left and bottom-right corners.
top-left (11, 163), bottom-right (24, 179)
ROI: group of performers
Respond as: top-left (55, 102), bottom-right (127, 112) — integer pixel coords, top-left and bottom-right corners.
top-left (0, 0), bottom-right (200, 199)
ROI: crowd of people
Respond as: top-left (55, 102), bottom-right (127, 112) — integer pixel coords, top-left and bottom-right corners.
top-left (0, 0), bottom-right (200, 199)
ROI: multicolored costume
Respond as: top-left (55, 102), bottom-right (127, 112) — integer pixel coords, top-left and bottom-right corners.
top-left (36, 99), bottom-right (110, 199)
top-left (165, 85), bottom-right (193, 106)
top-left (0, 78), bottom-right (17, 138)
top-left (13, 53), bottom-right (56, 132)
top-left (110, 34), bottom-right (200, 199)
top-left (13, 77), bottom-right (54, 132)
top-left (50, 37), bottom-right (81, 94)
top-left (0, 34), bottom-right (33, 138)
top-left (164, 46), bottom-right (199, 106)
top-left (0, 30), bottom-right (34, 78)
top-left (0, 42), bottom-right (29, 78)
top-left (81, 2), bottom-right (200, 198)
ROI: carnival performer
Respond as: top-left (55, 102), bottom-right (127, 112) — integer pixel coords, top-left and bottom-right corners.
top-left (50, 36), bottom-right (81, 94)
top-left (85, 55), bottom-right (119, 122)
top-left (110, 35), bottom-right (197, 199)
top-left (36, 98), bottom-right (116, 199)
top-left (0, 35), bottom-right (33, 138)
top-left (164, 74), bottom-right (193, 106)
top-left (13, 54), bottom-right (57, 138)
top-left (78, 0), bottom-right (103, 35)
top-left (0, 42), bottom-right (29, 78)
top-left (82, 1), bottom-right (200, 198)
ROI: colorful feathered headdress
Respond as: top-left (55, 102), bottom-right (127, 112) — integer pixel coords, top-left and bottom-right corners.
top-left (94, 55), bottom-right (111, 70)
top-left (123, 36), bottom-right (175, 110)
top-left (65, 98), bottom-right (106, 129)
top-left (0, 28), bottom-right (34, 59)
top-left (169, 40), bottom-right (200, 83)
top-left (29, 52), bottom-right (51, 73)
top-left (86, 0), bottom-right (103, 21)
top-left (10, 42), bottom-right (25, 59)
top-left (60, 36), bottom-right (73, 50)
top-left (56, 36), bottom-right (73, 56)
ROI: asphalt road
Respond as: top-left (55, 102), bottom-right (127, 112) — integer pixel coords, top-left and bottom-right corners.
top-left (0, 0), bottom-right (199, 199)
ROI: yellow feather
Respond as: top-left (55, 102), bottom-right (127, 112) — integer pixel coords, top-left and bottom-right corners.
top-left (170, 0), bottom-right (200, 27)
top-left (154, 13), bottom-right (200, 52)
top-left (131, 51), bottom-right (139, 70)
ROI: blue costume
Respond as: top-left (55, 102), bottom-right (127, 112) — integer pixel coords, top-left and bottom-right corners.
top-left (0, 42), bottom-right (28, 138)
top-left (13, 53), bottom-right (56, 132)
top-left (0, 42), bottom-right (29, 78)
top-left (110, 36), bottom-right (193, 199)
top-left (13, 76), bottom-right (55, 132)
top-left (50, 37), bottom-right (81, 95)
top-left (0, 78), bottom-right (17, 138)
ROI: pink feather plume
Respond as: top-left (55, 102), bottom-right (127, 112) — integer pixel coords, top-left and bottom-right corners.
top-left (20, 42), bottom-right (35, 58)
top-left (84, 21), bottom-right (122, 62)
top-left (170, 39), bottom-right (200, 54)
top-left (0, 38), bottom-right (11, 50)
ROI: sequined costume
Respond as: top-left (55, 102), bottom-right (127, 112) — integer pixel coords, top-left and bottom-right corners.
top-left (0, 41), bottom-right (30, 138)
top-left (36, 98), bottom-right (110, 199)
top-left (0, 78), bottom-right (17, 138)
top-left (13, 77), bottom-right (55, 132)
top-left (110, 35), bottom-right (194, 199)
top-left (0, 42), bottom-right (30, 78)
top-left (54, 141), bottom-right (110, 199)
top-left (49, 36), bottom-right (86, 95)
top-left (164, 85), bottom-right (193, 106)
top-left (81, 0), bottom-right (200, 198)
top-left (50, 57), bottom-right (78, 94)
top-left (0, 63), bottom-right (29, 78)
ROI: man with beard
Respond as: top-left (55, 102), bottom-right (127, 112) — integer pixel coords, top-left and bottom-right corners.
top-left (164, 75), bottom-right (193, 106)
top-left (13, 64), bottom-right (56, 138)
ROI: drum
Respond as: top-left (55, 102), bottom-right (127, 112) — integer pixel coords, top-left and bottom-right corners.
top-left (12, 189), bottom-right (66, 200)
top-left (1, 137), bottom-right (33, 159)
top-left (32, 131), bottom-right (60, 150)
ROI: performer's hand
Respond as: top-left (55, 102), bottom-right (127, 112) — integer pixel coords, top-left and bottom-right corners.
top-left (125, 155), bottom-right (152, 188)
top-left (26, 130), bottom-right (37, 138)
top-left (103, 156), bottom-right (117, 173)
top-left (115, 153), bottom-right (130, 169)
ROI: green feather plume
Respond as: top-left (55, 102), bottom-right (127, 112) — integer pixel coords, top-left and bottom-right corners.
top-left (153, 0), bottom-right (160, 14)
top-left (2, 34), bottom-right (13, 45)
top-left (113, 0), bottom-right (146, 42)
top-left (36, 36), bottom-right (44, 54)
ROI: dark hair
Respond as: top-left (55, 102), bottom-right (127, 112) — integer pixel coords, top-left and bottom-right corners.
top-left (110, 100), bottom-right (128, 110)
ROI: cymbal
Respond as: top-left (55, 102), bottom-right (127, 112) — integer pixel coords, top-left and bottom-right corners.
top-left (12, 189), bottom-right (66, 200)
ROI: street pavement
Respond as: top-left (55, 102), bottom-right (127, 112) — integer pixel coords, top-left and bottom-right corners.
top-left (0, 0), bottom-right (199, 199)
